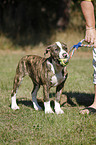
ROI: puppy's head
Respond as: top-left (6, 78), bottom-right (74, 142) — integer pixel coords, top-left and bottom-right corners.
top-left (45, 41), bottom-right (69, 66)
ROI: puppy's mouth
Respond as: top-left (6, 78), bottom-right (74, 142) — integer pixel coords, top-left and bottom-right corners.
top-left (59, 58), bottom-right (69, 66)
top-left (52, 52), bottom-right (69, 67)
top-left (58, 52), bottom-right (69, 66)
top-left (53, 56), bottom-right (69, 67)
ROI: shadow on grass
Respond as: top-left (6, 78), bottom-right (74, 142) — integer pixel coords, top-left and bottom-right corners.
top-left (17, 98), bottom-right (44, 110)
top-left (17, 91), bottom-right (94, 110)
top-left (62, 91), bottom-right (94, 107)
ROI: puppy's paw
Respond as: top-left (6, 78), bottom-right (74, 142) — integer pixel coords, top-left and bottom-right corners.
top-left (33, 102), bottom-right (42, 111)
top-left (38, 106), bottom-right (42, 111)
top-left (44, 101), bottom-right (54, 114)
top-left (34, 105), bottom-right (42, 111)
top-left (55, 101), bottom-right (64, 114)
top-left (11, 104), bottom-right (20, 110)
top-left (55, 108), bottom-right (64, 114)
top-left (45, 108), bottom-right (54, 114)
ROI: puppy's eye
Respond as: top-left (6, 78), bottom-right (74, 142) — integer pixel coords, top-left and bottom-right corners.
top-left (55, 48), bottom-right (58, 51)
top-left (65, 47), bottom-right (67, 51)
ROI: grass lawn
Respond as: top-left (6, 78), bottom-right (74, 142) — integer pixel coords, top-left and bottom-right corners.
top-left (0, 32), bottom-right (96, 144)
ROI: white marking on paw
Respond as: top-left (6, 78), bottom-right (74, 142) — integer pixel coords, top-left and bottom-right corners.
top-left (33, 101), bottom-right (42, 111)
top-left (32, 85), bottom-right (42, 111)
top-left (44, 101), bottom-right (54, 114)
top-left (11, 94), bottom-right (20, 110)
top-left (55, 101), bottom-right (64, 114)
top-left (11, 104), bottom-right (20, 110)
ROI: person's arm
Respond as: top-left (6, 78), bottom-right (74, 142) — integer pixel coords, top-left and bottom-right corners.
top-left (81, 0), bottom-right (96, 47)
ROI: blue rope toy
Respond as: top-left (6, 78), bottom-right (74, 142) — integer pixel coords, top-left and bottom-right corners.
top-left (59, 39), bottom-right (94, 66)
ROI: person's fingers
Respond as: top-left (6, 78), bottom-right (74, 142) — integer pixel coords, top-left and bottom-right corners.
top-left (87, 35), bottom-right (91, 42)
top-left (85, 30), bottom-right (91, 42)
top-left (90, 35), bottom-right (94, 44)
top-left (85, 30), bottom-right (89, 42)
top-left (85, 29), bottom-right (96, 46)
top-left (85, 34), bottom-right (88, 42)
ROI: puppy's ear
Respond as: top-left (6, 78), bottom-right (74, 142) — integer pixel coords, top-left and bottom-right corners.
top-left (44, 45), bottom-right (52, 56)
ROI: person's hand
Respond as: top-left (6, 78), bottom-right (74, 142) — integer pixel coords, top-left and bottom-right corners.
top-left (85, 28), bottom-right (96, 47)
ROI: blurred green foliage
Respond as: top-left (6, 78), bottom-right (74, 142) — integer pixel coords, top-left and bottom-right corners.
top-left (0, 0), bottom-right (95, 45)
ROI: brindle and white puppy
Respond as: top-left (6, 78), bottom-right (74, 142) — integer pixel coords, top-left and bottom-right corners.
top-left (11, 42), bottom-right (69, 114)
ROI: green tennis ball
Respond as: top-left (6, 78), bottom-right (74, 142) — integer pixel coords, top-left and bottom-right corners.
top-left (59, 58), bottom-right (69, 66)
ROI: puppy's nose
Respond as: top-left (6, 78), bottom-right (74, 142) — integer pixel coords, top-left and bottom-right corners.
top-left (62, 53), bottom-right (68, 58)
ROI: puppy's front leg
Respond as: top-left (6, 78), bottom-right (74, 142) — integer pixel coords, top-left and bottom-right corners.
top-left (43, 85), bottom-right (54, 114)
top-left (55, 82), bottom-right (64, 114)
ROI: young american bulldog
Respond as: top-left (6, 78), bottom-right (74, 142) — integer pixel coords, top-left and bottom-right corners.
top-left (11, 42), bottom-right (69, 114)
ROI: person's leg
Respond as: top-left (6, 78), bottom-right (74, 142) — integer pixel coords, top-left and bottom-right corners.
top-left (92, 48), bottom-right (96, 109)
top-left (90, 84), bottom-right (96, 108)
top-left (80, 85), bottom-right (96, 114)
top-left (80, 48), bottom-right (96, 114)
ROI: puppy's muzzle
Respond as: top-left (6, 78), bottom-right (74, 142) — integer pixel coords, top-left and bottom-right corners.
top-left (62, 53), bottom-right (69, 58)
top-left (59, 53), bottom-right (69, 67)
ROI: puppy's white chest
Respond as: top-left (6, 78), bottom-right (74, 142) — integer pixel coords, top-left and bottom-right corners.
top-left (48, 62), bottom-right (65, 86)
top-left (51, 72), bottom-right (65, 86)
top-left (47, 61), bottom-right (66, 86)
